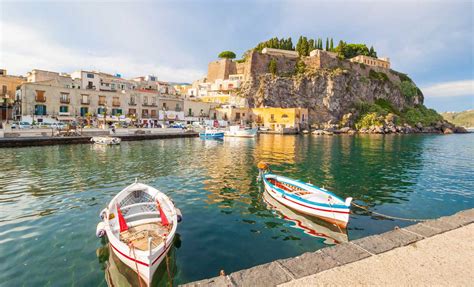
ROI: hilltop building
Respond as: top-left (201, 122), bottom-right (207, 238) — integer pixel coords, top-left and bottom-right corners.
top-left (349, 55), bottom-right (390, 69)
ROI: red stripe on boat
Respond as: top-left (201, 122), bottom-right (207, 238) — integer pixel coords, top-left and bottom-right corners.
top-left (110, 239), bottom-right (173, 267)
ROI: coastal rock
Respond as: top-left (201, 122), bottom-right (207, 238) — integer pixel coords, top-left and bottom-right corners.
top-left (312, 129), bottom-right (324, 135)
top-left (347, 129), bottom-right (357, 135)
top-left (339, 127), bottom-right (351, 133)
top-left (443, 128), bottom-right (454, 134)
top-left (454, 126), bottom-right (468, 133)
top-left (323, 130), bottom-right (334, 135)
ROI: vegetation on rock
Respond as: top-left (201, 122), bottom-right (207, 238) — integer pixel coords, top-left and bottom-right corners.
top-left (218, 51), bottom-right (236, 59)
top-left (268, 59), bottom-right (277, 75)
top-left (441, 110), bottom-right (474, 127)
top-left (334, 41), bottom-right (377, 59)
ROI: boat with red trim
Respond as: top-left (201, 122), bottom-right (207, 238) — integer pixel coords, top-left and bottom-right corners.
top-left (96, 180), bottom-right (180, 286)
top-left (258, 162), bottom-right (352, 228)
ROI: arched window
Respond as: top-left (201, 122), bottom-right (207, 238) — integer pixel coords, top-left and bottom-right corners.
top-left (282, 114), bottom-right (288, 118)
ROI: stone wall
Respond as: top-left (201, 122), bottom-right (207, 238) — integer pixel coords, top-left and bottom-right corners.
top-left (207, 59), bottom-right (237, 82)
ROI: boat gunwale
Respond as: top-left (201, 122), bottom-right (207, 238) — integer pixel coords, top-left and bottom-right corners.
top-left (262, 174), bottom-right (349, 209)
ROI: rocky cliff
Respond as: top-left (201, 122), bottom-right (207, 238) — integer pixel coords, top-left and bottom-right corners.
top-left (237, 52), bottom-right (466, 133)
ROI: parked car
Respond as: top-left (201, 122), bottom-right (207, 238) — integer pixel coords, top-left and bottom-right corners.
top-left (12, 121), bottom-right (32, 129)
top-left (169, 123), bottom-right (184, 129)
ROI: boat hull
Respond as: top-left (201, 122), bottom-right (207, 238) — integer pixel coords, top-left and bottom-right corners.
top-left (91, 136), bottom-right (121, 145)
top-left (262, 175), bottom-right (351, 228)
top-left (100, 182), bottom-right (178, 286)
top-left (224, 127), bottom-right (258, 138)
top-left (199, 132), bottom-right (224, 139)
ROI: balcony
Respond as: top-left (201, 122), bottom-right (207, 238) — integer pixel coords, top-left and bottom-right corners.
top-left (35, 96), bottom-right (46, 103)
top-left (98, 101), bottom-right (106, 106)
top-left (112, 102), bottom-right (121, 107)
top-left (81, 99), bottom-right (90, 105)
top-left (128, 101), bottom-right (137, 106)
top-left (58, 112), bottom-right (71, 116)
top-left (60, 98), bottom-right (70, 104)
top-left (142, 114), bottom-right (150, 118)
top-left (143, 103), bottom-right (157, 107)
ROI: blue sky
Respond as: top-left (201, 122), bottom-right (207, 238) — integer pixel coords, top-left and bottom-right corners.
top-left (0, 0), bottom-right (472, 112)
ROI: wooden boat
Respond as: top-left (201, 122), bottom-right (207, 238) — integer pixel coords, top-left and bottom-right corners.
top-left (258, 162), bottom-right (352, 228)
top-left (262, 190), bottom-right (348, 244)
top-left (224, 126), bottom-right (258, 138)
top-left (91, 136), bottom-right (121, 145)
top-left (96, 181), bottom-right (180, 286)
top-left (199, 127), bottom-right (224, 139)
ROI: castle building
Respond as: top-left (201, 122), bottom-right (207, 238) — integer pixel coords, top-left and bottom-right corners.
top-left (349, 55), bottom-right (390, 69)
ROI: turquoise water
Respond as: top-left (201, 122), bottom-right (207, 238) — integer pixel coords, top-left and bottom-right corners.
top-left (0, 134), bottom-right (473, 286)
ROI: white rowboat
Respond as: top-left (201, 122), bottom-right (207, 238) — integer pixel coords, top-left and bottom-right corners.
top-left (258, 162), bottom-right (352, 228)
top-left (96, 182), bottom-right (178, 286)
top-left (91, 136), bottom-right (121, 145)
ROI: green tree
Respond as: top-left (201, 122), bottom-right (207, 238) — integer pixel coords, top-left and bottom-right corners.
top-left (369, 46), bottom-right (377, 58)
top-left (325, 38), bottom-right (329, 51)
top-left (268, 58), bottom-right (277, 75)
top-left (301, 36), bottom-right (309, 56)
top-left (308, 39), bottom-right (315, 51)
top-left (218, 51), bottom-right (236, 59)
top-left (295, 59), bottom-right (306, 74)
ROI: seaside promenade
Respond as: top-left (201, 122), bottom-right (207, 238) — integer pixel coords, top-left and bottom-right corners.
top-left (183, 208), bottom-right (474, 286)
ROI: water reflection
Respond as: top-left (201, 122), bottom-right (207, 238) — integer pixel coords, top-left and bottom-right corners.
top-left (97, 235), bottom-right (181, 287)
top-left (262, 190), bottom-right (348, 244)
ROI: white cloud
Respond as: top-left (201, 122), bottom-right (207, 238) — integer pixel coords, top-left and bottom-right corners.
top-left (421, 80), bottom-right (474, 98)
top-left (0, 21), bottom-right (204, 83)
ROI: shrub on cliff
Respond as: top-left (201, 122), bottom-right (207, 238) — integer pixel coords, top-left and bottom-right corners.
top-left (399, 81), bottom-right (418, 99)
top-left (369, 69), bottom-right (389, 82)
top-left (268, 59), bottom-right (278, 75)
top-left (355, 112), bottom-right (384, 129)
top-left (404, 105), bottom-right (443, 126)
top-left (218, 51), bottom-right (236, 59)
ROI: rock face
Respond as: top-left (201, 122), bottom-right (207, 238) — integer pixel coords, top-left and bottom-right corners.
top-left (240, 68), bottom-right (422, 125)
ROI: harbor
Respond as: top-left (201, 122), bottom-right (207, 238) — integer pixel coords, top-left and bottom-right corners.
top-left (1, 133), bottom-right (473, 286)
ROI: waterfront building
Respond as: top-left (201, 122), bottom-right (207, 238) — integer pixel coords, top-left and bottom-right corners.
top-left (14, 69), bottom-right (212, 126)
top-left (0, 69), bottom-right (25, 121)
top-left (183, 100), bottom-right (219, 123)
top-left (349, 55), bottom-right (390, 69)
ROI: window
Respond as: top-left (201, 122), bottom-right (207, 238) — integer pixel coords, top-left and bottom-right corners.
top-left (60, 106), bottom-right (69, 113)
top-left (142, 109), bottom-right (149, 116)
top-left (143, 96), bottom-right (148, 104)
top-left (60, 93), bottom-right (69, 103)
top-left (2, 85), bottom-right (7, 95)
top-left (98, 107), bottom-right (105, 114)
top-left (111, 109), bottom-right (122, 115)
top-left (80, 107), bottom-right (88, 116)
top-left (152, 97), bottom-right (156, 105)
top-left (129, 109), bottom-right (136, 115)
top-left (162, 102), bottom-right (167, 110)
top-left (188, 108), bottom-right (192, 116)
top-left (151, 110), bottom-right (157, 117)
top-left (271, 114), bottom-right (275, 121)
top-left (81, 94), bottom-right (89, 104)
top-left (175, 103), bottom-right (181, 111)
top-left (282, 114), bottom-right (288, 118)
top-left (87, 73), bottom-right (94, 78)
top-left (99, 96), bottom-right (106, 105)
top-left (235, 113), bottom-right (241, 120)
top-left (34, 105), bottom-right (47, 115)
top-left (35, 90), bottom-right (46, 102)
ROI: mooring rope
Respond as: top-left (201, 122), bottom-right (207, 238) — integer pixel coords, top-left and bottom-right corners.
top-left (351, 201), bottom-right (428, 222)
top-left (129, 243), bottom-right (144, 287)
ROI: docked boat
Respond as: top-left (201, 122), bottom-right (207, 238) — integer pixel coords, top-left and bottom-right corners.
top-left (199, 127), bottom-right (224, 139)
top-left (262, 191), bottom-right (348, 244)
top-left (224, 125), bottom-right (258, 138)
top-left (258, 162), bottom-right (352, 228)
top-left (96, 181), bottom-right (181, 286)
top-left (91, 136), bottom-right (121, 145)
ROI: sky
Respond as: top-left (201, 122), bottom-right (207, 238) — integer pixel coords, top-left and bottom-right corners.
top-left (0, 0), bottom-right (472, 112)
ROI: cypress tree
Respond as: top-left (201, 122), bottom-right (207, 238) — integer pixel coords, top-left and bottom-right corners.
top-left (309, 39), bottom-right (315, 51)
top-left (288, 37), bottom-right (293, 50)
top-left (330, 38), bottom-right (334, 51)
top-left (325, 38), bottom-right (329, 51)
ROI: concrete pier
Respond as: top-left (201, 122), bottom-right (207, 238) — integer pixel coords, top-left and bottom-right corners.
top-left (0, 131), bottom-right (198, 148)
top-left (181, 208), bottom-right (474, 287)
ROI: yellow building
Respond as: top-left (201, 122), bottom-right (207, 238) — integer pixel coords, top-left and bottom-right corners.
top-left (349, 55), bottom-right (390, 69)
top-left (252, 107), bottom-right (308, 133)
top-left (0, 69), bottom-right (26, 121)
top-left (215, 107), bottom-right (308, 133)
top-left (200, 94), bottom-right (230, 104)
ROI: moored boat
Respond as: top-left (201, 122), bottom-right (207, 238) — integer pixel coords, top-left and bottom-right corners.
top-left (199, 127), bottom-right (224, 139)
top-left (96, 181), bottom-right (180, 286)
top-left (91, 136), bottom-right (121, 145)
top-left (224, 125), bottom-right (258, 138)
top-left (258, 162), bottom-right (352, 228)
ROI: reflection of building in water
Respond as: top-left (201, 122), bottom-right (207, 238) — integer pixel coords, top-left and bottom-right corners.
top-left (254, 134), bottom-right (297, 165)
top-left (263, 190), bottom-right (348, 244)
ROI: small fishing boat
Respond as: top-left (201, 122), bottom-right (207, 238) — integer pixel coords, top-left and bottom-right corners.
top-left (258, 162), bottom-right (352, 228)
top-left (262, 191), bottom-right (348, 244)
top-left (91, 136), bottom-right (121, 145)
top-left (96, 181), bottom-right (182, 286)
top-left (224, 125), bottom-right (258, 138)
top-left (199, 127), bottom-right (224, 139)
